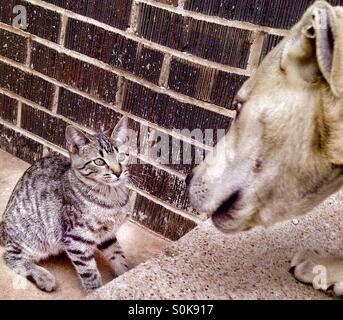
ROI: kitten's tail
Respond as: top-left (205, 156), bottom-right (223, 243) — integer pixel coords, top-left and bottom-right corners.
top-left (0, 221), bottom-right (6, 246)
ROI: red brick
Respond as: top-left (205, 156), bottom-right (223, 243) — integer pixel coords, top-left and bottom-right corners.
top-left (0, 62), bottom-right (54, 109)
top-left (185, 1), bottom-right (343, 29)
top-left (137, 3), bottom-right (253, 69)
top-left (65, 19), bottom-right (137, 71)
top-left (259, 34), bottom-right (283, 63)
top-left (0, 1), bottom-right (61, 42)
top-left (31, 42), bottom-right (118, 103)
top-left (185, 0), bottom-right (314, 29)
top-left (133, 45), bottom-right (163, 84)
top-left (44, 0), bottom-right (133, 30)
top-left (57, 88), bottom-right (121, 132)
top-left (210, 71), bottom-right (248, 109)
top-left (65, 19), bottom-right (164, 84)
top-left (0, 93), bottom-right (18, 124)
top-left (122, 80), bottom-right (231, 146)
top-left (133, 194), bottom-right (197, 241)
top-left (0, 29), bottom-right (27, 63)
top-left (0, 123), bottom-right (44, 163)
top-left (129, 159), bottom-right (195, 214)
top-left (21, 104), bottom-right (67, 148)
top-left (150, 130), bottom-right (208, 175)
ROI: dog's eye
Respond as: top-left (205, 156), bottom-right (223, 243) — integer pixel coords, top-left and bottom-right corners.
top-left (93, 158), bottom-right (106, 166)
top-left (232, 100), bottom-right (244, 111)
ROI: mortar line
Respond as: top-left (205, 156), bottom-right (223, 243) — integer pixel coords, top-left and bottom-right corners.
top-left (58, 14), bottom-right (68, 46)
top-left (51, 85), bottom-right (60, 113)
top-left (25, 36), bottom-right (32, 66)
top-left (128, 0), bottom-right (140, 34)
top-left (16, 101), bottom-right (22, 127)
top-left (158, 53), bottom-right (172, 88)
top-left (0, 24), bottom-right (236, 118)
top-left (247, 32), bottom-right (265, 74)
top-left (20, 1), bottom-right (252, 77)
top-left (115, 76), bottom-right (125, 109)
top-left (0, 55), bottom-right (226, 150)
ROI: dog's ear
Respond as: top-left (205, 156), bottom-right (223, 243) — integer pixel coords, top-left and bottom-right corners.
top-left (312, 4), bottom-right (343, 98)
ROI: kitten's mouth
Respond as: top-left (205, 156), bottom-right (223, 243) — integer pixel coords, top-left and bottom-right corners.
top-left (103, 178), bottom-right (125, 186)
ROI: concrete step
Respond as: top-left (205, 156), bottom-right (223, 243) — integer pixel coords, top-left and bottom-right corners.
top-left (88, 192), bottom-right (343, 300)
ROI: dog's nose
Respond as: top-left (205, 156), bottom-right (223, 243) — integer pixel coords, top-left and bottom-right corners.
top-left (185, 172), bottom-right (194, 187)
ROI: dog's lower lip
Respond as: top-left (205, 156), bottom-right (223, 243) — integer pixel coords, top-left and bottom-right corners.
top-left (211, 190), bottom-right (241, 221)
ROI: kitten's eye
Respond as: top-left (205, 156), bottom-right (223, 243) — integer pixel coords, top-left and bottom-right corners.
top-left (93, 158), bottom-right (106, 166)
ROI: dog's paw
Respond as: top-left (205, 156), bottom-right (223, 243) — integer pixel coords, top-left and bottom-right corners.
top-left (290, 249), bottom-right (343, 296)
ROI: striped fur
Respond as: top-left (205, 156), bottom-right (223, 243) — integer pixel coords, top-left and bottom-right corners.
top-left (0, 117), bottom-right (131, 293)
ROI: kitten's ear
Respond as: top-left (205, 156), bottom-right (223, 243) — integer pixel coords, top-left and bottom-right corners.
top-left (65, 126), bottom-right (91, 153)
top-left (106, 116), bottom-right (129, 145)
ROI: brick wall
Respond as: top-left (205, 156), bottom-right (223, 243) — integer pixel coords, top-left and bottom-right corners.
top-left (0, 0), bottom-right (342, 241)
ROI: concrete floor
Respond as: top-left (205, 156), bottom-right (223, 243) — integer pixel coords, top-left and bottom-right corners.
top-left (0, 150), bottom-right (170, 300)
top-left (89, 191), bottom-right (343, 300)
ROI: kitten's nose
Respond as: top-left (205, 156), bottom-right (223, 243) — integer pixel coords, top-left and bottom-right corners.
top-left (185, 172), bottom-right (194, 187)
top-left (111, 165), bottom-right (122, 177)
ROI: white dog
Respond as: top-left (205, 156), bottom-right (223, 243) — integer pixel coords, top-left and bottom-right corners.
top-left (187, 0), bottom-right (343, 296)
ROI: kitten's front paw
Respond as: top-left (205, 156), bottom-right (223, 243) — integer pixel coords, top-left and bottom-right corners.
top-left (31, 267), bottom-right (57, 292)
top-left (111, 254), bottom-right (129, 276)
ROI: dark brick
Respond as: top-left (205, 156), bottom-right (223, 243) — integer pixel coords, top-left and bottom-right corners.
top-left (122, 80), bottom-right (231, 146)
top-left (21, 104), bottom-right (67, 148)
top-left (259, 34), bottom-right (284, 63)
top-left (210, 71), bottom-right (248, 109)
top-left (65, 19), bottom-right (164, 84)
top-left (133, 194), bottom-right (197, 241)
top-left (133, 45), bottom-right (164, 84)
top-left (0, 62), bottom-right (54, 109)
top-left (129, 159), bottom-right (195, 214)
top-left (0, 93), bottom-right (18, 124)
top-left (0, 123), bottom-right (44, 163)
top-left (65, 19), bottom-right (137, 72)
top-left (58, 88), bottom-right (121, 132)
top-left (0, 29), bottom-right (27, 63)
top-left (168, 58), bottom-right (247, 109)
top-left (184, 0), bottom-right (343, 29)
top-left (44, 0), bottom-right (132, 30)
top-left (137, 3), bottom-right (253, 69)
top-left (168, 58), bottom-right (204, 98)
top-left (150, 130), bottom-right (208, 175)
top-left (31, 42), bottom-right (118, 103)
top-left (0, 1), bottom-right (61, 42)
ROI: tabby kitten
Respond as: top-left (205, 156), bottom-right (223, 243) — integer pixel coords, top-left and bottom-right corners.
top-left (0, 116), bottom-right (131, 293)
